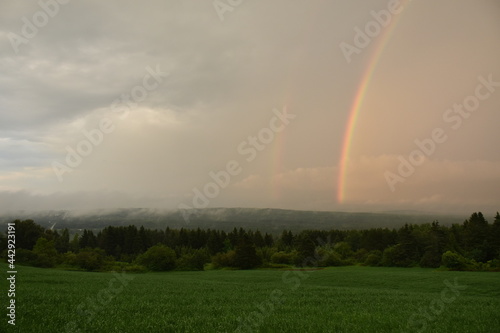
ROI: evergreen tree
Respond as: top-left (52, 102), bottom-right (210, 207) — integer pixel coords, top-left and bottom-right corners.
top-left (253, 230), bottom-right (265, 248)
top-left (139, 226), bottom-right (151, 250)
top-left (79, 230), bottom-right (97, 248)
top-left (69, 234), bottom-right (80, 252)
top-left (207, 231), bottom-right (224, 255)
top-left (294, 232), bottom-right (316, 263)
top-left (463, 212), bottom-right (490, 261)
top-left (491, 212), bottom-right (500, 258)
top-left (0, 231), bottom-right (6, 252)
top-left (179, 228), bottom-right (189, 248)
top-left (281, 230), bottom-right (294, 247)
top-left (234, 235), bottom-right (261, 269)
top-left (55, 228), bottom-right (70, 253)
top-left (264, 233), bottom-right (274, 247)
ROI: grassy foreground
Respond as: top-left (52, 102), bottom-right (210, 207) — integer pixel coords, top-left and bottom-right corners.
top-left (1, 263), bottom-right (499, 332)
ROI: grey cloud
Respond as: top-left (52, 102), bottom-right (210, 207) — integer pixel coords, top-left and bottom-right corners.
top-left (0, 0), bottom-right (498, 214)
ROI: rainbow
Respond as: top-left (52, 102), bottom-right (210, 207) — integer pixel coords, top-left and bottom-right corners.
top-left (272, 122), bottom-right (286, 199)
top-left (337, 2), bottom-right (412, 203)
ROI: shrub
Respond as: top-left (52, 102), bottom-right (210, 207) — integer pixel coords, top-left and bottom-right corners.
top-left (442, 251), bottom-right (468, 271)
top-left (353, 248), bottom-right (369, 263)
top-left (261, 263), bottom-right (292, 269)
top-left (75, 248), bottom-right (108, 271)
top-left (256, 247), bottom-right (276, 264)
top-left (381, 246), bottom-right (396, 267)
top-left (381, 245), bottom-right (414, 267)
top-left (419, 250), bottom-right (441, 268)
top-left (364, 251), bottom-right (382, 266)
top-left (485, 259), bottom-right (500, 272)
top-left (271, 251), bottom-right (296, 265)
top-left (334, 242), bottom-right (353, 260)
top-left (135, 244), bottom-right (176, 271)
top-left (14, 248), bottom-right (38, 266)
top-left (62, 251), bottom-right (78, 267)
top-left (317, 249), bottom-right (344, 267)
top-left (212, 250), bottom-right (236, 269)
top-left (176, 249), bottom-right (210, 271)
top-left (487, 259), bottom-right (500, 268)
top-left (122, 264), bottom-right (148, 273)
top-left (465, 248), bottom-right (488, 263)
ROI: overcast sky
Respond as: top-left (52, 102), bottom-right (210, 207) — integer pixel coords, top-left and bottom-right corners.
top-left (0, 0), bottom-right (499, 216)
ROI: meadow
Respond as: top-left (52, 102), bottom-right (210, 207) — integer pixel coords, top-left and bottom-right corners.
top-left (2, 263), bottom-right (499, 333)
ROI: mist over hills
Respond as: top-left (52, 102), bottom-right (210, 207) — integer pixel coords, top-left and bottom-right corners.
top-left (0, 208), bottom-right (468, 234)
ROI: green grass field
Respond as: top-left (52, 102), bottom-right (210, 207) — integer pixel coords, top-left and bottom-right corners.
top-left (2, 263), bottom-right (499, 333)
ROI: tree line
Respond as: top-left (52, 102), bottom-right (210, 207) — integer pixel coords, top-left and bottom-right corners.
top-left (1, 211), bottom-right (499, 272)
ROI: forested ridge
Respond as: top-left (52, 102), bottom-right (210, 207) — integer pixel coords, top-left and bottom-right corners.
top-left (1, 208), bottom-right (467, 233)
top-left (2, 212), bottom-right (499, 272)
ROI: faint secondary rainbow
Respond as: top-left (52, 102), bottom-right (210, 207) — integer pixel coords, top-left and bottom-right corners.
top-left (271, 128), bottom-right (286, 199)
top-left (271, 103), bottom-right (291, 200)
top-left (337, 2), bottom-right (411, 203)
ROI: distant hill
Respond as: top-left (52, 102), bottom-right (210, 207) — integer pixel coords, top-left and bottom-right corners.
top-left (0, 208), bottom-right (467, 234)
